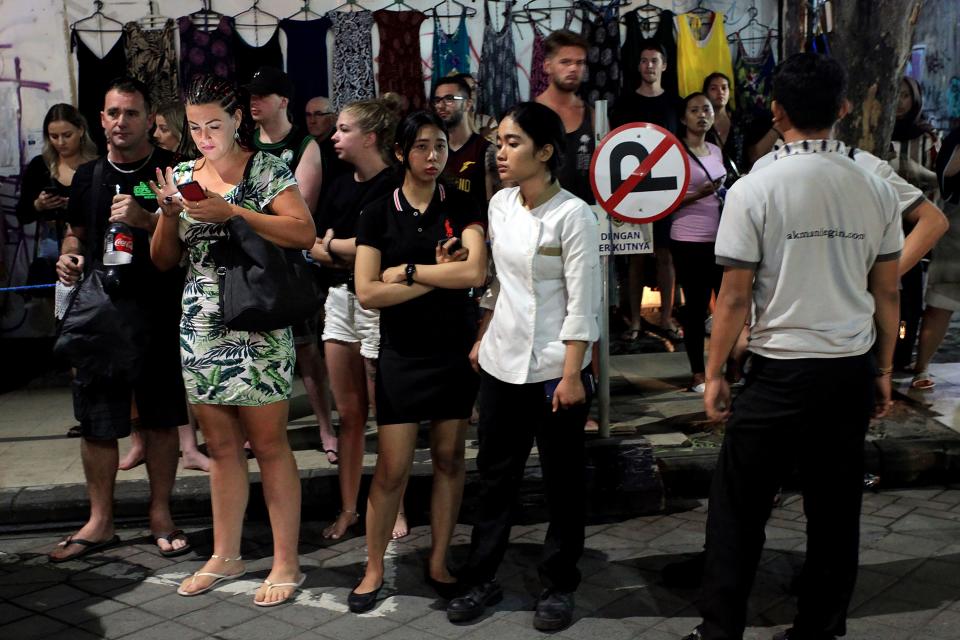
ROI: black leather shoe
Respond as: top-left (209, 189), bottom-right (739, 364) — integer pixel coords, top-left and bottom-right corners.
top-left (348, 581), bottom-right (383, 614)
top-left (533, 589), bottom-right (575, 631)
top-left (446, 580), bottom-right (503, 623)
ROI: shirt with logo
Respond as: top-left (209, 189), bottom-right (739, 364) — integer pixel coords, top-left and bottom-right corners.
top-left (442, 133), bottom-right (490, 212)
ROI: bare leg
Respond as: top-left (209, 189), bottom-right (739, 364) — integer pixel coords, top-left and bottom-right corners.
top-left (426, 418), bottom-right (467, 582)
top-left (915, 306), bottom-right (955, 374)
top-left (179, 405), bottom-right (209, 472)
top-left (323, 340), bottom-right (368, 538)
top-left (178, 404), bottom-right (248, 594)
top-left (118, 426), bottom-right (145, 470)
top-left (296, 342), bottom-right (337, 463)
top-left (625, 255), bottom-right (644, 336)
top-left (49, 438), bottom-right (118, 560)
top-left (242, 402), bottom-right (303, 605)
top-left (356, 423), bottom-right (418, 594)
top-left (143, 427), bottom-right (186, 553)
top-left (393, 479), bottom-right (409, 540)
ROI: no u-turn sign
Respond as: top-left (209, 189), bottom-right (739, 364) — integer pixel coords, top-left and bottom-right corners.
top-left (589, 123), bottom-right (690, 224)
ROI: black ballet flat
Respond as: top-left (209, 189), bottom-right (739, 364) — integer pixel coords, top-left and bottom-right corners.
top-left (348, 581), bottom-right (383, 614)
top-left (425, 574), bottom-right (465, 600)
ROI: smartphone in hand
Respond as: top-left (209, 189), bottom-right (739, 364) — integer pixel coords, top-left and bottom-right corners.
top-left (438, 237), bottom-right (462, 254)
top-left (178, 181), bottom-right (207, 201)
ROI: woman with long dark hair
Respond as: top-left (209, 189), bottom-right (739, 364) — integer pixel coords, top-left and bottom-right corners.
top-left (672, 92), bottom-right (727, 393)
top-left (446, 102), bottom-right (600, 632)
top-left (149, 75), bottom-right (315, 606)
top-left (347, 110), bottom-right (487, 612)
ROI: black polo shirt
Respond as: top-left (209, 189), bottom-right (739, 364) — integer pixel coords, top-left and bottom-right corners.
top-left (356, 184), bottom-right (486, 356)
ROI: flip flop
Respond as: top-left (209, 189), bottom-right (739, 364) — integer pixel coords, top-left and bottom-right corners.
top-left (177, 569), bottom-right (246, 596)
top-left (48, 534), bottom-right (121, 563)
top-left (154, 529), bottom-right (192, 558)
top-left (254, 574), bottom-right (306, 607)
top-left (911, 371), bottom-right (935, 390)
top-left (323, 448), bottom-right (339, 465)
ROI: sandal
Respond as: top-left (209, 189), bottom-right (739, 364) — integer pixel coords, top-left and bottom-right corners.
top-left (911, 371), bottom-right (935, 390)
top-left (619, 327), bottom-right (642, 342)
top-left (254, 573), bottom-right (306, 607)
top-left (323, 448), bottom-right (339, 465)
top-left (153, 529), bottom-right (192, 558)
top-left (177, 555), bottom-right (245, 596)
top-left (48, 534), bottom-right (120, 563)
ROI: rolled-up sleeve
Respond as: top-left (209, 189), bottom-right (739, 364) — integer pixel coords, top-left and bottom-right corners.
top-left (558, 203), bottom-right (601, 342)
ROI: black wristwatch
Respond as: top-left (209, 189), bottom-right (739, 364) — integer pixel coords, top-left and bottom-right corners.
top-left (405, 263), bottom-right (416, 286)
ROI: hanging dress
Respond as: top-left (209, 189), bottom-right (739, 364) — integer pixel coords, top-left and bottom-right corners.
top-left (177, 15), bottom-right (236, 89)
top-left (72, 30), bottom-right (128, 154)
top-left (621, 8), bottom-right (677, 96)
top-left (374, 9), bottom-right (428, 112)
top-left (675, 11), bottom-right (735, 104)
top-left (431, 7), bottom-right (471, 83)
top-left (579, 0), bottom-right (622, 108)
top-left (529, 10), bottom-right (575, 99)
top-left (123, 20), bottom-right (179, 109)
top-left (733, 33), bottom-right (775, 121)
top-left (281, 17), bottom-right (332, 128)
top-left (232, 27), bottom-right (284, 85)
top-left (328, 10), bottom-right (376, 111)
top-left (478, 0), bottom-right (520, 121)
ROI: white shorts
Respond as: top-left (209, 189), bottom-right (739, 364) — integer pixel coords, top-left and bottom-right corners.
top-left (321, 284), bottom-right (380, 359)
top-left (926, 284), bottom-right (960, 312)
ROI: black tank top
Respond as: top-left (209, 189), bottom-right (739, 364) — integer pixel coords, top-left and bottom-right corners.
top-left (557, 109), bottom-right (596, 204)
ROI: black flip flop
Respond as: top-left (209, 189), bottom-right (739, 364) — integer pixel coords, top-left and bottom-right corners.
top-left (48, 534), bottom-right (121, 563)
top-left (324, 449), bottom-right (339, 465)
top-left (154, 529), bottom-right (192, 558)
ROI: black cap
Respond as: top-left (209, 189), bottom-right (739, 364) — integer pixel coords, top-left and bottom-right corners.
top-left (244, 66), bottom-right (295, 99)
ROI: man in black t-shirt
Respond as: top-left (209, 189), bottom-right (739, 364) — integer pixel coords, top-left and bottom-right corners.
top-left (609, 42), bottom-right (683, 344)
top-left (432, 76), bottom-right (492, 212)
top-left (53, 77), bottom-right (189, 563)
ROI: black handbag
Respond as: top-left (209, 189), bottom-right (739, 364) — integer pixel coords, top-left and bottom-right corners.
top-left (209, 215), bottom-right (321, 332)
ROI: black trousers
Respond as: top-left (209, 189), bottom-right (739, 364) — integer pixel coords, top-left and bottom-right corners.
top-left (698, 354), bottom-right (875, 640)
top-left (671, 240), bottom-right (723, 374)
top-left (894, 261), bottom-right (924, 369)
top-left (460, 369), bottom-right (592, 593)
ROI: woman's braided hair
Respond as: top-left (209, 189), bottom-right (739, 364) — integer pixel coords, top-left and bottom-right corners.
top-left (184, 74), bottom-right (256, 150)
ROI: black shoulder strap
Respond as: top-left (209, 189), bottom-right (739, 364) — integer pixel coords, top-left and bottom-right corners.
top-left (848, 146), bottom-right (858, 160)
top-left (682, 140), bottom-right (717, 183)
top-left (86, 157), bottom-right (106, 268)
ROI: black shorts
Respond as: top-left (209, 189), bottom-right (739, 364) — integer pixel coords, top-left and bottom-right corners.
top-left (73, 325), bottom-right (187, 441)
top-left (652, 216), bottom-right (672, 249)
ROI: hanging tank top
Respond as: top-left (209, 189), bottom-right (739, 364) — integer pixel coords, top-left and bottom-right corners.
top-left (281, 17), bottom-right (332, 130)
top-left (529, 10), bottom-right (575, 98)
top-left (675, 11), bottom-right (735, 105)
top-left (557, 108), bottom-right (596, 204)
top-left (432, 7), bottom-right (471, 83)
top-left (374, 9), bottom-right (428, 112)
top-left (733, 33), bottom-right (775, 121)
top-left (579, 0), bottom-right (622, 108)
top-left (72, 30), bottom-right (128, 154)
top-left (329, 10), bottom-right (376, 110)
top-left (478, 0), bottom-right (520, 120)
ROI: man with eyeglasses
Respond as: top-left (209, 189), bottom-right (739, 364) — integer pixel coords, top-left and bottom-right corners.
top-left (432, 75), bottom-right (493, 212)
top-left (305, 95), bottom-right (350, 200)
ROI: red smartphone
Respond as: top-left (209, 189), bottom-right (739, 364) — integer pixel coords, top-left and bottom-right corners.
top-left (178, 181), bottom-right (207, 201)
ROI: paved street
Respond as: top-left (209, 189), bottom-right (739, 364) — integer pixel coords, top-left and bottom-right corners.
top-left (3, 487), bottom-right (960, 639)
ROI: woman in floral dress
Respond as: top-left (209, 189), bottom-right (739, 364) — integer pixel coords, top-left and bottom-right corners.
top-left (150, 75), bottom-right (315, 607)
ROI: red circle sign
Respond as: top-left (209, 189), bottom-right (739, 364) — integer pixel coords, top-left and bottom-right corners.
top-left (589, 123), bottom-right (691, 224)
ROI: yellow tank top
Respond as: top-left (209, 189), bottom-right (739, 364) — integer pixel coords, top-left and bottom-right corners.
top-left (676, 11), bottom-right (735, 108)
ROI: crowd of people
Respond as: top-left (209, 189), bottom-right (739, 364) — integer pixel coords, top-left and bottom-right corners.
top-left (13, 26), bottom-right (957, 637)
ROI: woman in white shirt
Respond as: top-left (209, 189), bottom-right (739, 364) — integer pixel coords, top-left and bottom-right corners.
top-left (446, 102), bottom-right (601, 633)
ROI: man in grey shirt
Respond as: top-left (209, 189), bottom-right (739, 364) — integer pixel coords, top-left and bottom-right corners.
top-left (684, 54), bottom-right (903, 640)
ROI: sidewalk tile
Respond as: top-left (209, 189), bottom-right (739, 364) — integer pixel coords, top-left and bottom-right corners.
top-left (116, 620), bottom-right (206, 640)
top-left (215, 613), bottom-right (304, 640)
top-left (12, 582), bottom-right (90, 611)
top-left (45, 595), bottom-right (128, 625)
top-left (175, 599), bottom-right (260, 635)
top-left (313, 611), bottom-right (401, 640)
top-left (851, 596), bottom-right (944, 630)
top-left (79, 606), bottom-right (165, 638)
top-left (0, 614), bottom-right (68, 639)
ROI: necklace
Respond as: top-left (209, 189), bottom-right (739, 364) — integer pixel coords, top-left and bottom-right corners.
top-left (106, 148), bottom-right (155, 174)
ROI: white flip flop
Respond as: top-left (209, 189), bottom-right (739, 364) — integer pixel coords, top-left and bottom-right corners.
top-left (253, 573), bottom-right (307, 607)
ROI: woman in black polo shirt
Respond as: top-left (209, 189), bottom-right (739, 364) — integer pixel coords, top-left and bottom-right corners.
top-left (349, 111), bottom-right (488, 612)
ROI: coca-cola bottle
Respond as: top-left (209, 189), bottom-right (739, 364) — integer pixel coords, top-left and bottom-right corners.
top-left (102, 222), bottom-right (133, 294)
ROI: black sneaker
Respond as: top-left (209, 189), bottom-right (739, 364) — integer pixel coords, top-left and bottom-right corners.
top-left (446, 580), bottom-right (503, 623)
top-left (533, 589), bottom-right (575, 631)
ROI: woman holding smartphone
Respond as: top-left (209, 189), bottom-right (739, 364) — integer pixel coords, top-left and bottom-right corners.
top-left (16, 104), bottom-right (97, 242)
top-left (446, 102), bottom-right (600, 632)
top-left (149, 75), bottom-right (315, 607)
top-left (671, 92), bottom-right (728, 393)
top-left (348, 111), bottom-right (487, 612)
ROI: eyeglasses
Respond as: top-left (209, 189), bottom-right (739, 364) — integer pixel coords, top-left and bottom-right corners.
top-left (430, 95), bottom-right (466, 106)
top-left (305, 111), bottom-right (336, 118)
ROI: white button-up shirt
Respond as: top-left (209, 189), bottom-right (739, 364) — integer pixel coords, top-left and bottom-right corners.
top-left (479, 186), bottom-right (601, 384)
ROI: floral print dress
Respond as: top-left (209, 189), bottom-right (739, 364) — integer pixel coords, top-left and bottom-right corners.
top-left (173, 152), bottom-right (296, 406)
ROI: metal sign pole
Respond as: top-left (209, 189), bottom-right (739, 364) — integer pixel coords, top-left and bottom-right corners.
top-left (594, 101), bottom-right (611, 439)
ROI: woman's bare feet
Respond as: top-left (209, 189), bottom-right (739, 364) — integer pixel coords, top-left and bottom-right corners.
top-left (181, 450), bottom-right (210, 472)
top-left (319, 429), bottom-right (339, 465)
top-left (392, 511), bottom-right (409, 540)
top-left (177, 555), bottom-right (245, 595)
top-left (322, 510), bottom-right (359, 540)
top-left (253, 564), bottom-right (303, 605)
top-left (118, 431), bottom-right (145, 471)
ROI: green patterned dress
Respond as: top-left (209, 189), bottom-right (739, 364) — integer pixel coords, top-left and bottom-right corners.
top-left (173, 152), bottom-right (296, 405)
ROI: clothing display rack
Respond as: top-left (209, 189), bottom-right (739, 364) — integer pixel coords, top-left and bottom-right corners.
top-left (70, 1), bottom-right (123, 58)
top-left (189, 0), bottom-right (224, 30)
top-left (233, 1), bottom-right (279, 46)
top-left (284, 1), bottom-right (324, 21)
top-left (137, 1), bottom-right (170, 29)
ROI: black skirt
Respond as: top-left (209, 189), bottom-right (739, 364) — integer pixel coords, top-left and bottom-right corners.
top-left (374, 348), bottom-right (479, 426)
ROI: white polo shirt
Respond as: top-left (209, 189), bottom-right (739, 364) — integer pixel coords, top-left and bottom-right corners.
top-left (479, 186), bottom-right (601, 384)
top-left (717, 139), bottom-right (904, 359)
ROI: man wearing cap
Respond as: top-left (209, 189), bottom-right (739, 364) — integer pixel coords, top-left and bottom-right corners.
top-left (247, 68), bottom-right (336, 462)
top-left (247, 66), bottom-right (324, 213)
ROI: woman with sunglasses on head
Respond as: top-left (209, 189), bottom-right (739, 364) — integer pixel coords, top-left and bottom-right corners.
top-left (309, 96), bottom-right (402, 540)
top-left (446, 102), bottom-right (600, 632)
top-left (149, 75), bottom-right (315, 607)
top-left (347, 110), bottom-right (487, 612)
